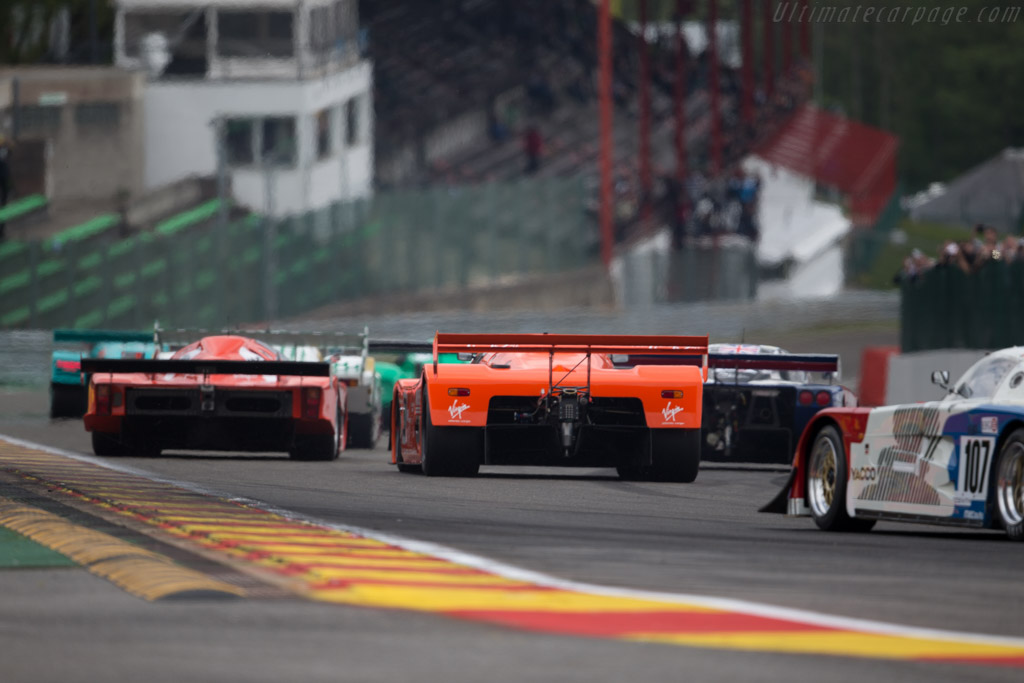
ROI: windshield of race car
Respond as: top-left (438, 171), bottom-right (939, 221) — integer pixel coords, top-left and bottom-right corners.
top-left (954, 356), bottom-right (1020, 399)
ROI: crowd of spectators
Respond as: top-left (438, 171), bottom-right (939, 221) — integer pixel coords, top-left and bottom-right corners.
top-left (663, 166), bottom-right (762, 248)
top-left (897, 224), bottom-right (1024, 283)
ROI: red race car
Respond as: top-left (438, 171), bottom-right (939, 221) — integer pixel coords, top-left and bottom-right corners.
top-left (391, 333), bottom-right (708, 480)
top-left (83, 335), bottom-right (346, 461)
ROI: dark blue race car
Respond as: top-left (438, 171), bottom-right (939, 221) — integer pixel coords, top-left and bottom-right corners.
top-left (700, 344), bottom-right (855, 464)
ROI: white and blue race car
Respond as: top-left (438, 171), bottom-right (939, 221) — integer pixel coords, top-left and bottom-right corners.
top-left (764, 347), bottom-right (1024, 541)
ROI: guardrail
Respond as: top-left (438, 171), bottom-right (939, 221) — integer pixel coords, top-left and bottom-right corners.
top-left (0, 177), bottom-right (593, 330)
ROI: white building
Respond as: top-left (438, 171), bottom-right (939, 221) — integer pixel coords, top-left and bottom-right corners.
top-left (113, 0), bottom-right (373, 217)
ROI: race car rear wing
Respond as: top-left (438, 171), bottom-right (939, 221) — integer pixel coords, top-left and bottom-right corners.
top-left (432, 333), bottom-right (710, 387)
top-left (433, 333), bottom-right (709, 357)
top-left (367, 339), bottom-right (435, 353)
top-left (54, 329), bottom-right (156, 344)
top-left (154, 327), bottom-right (371, 359)
top-left (616, 352), bottom-right (839, 373)
top-left (708, 353), bottom-right (839, 373)
top-left (81, 359), bottom-right (331, 378)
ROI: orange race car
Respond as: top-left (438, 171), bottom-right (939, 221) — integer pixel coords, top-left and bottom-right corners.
top-left (83, 335), bottom-right (346, 461)
top-left (390, 333), bottom-right (708, 481)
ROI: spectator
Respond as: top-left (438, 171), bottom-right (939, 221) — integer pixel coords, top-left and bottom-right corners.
top-left (487, 100), bottom-right (509, 143)
top-left (523, 125), bottom-right (543, 174)
top-left (1001, 236), bottom-right (1021, 263)
top-left (526, 71), bottom-right (556, 112)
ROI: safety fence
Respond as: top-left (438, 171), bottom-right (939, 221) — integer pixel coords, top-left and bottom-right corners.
top-left (900, 259), bottom-right (1024, 352)
top-left (0, 177), bottom-right (593, 330)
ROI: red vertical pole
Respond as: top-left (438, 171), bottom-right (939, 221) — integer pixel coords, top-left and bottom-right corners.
top-left (762, 0), bottom-right (775, 99)
top-left (598, 0), bottom-right (614, 268)
top-left (708, 0), bottom-right (722, 174)
top-left (782, 1), bottom-right (792, 74)
top-left (673, 0), bottom-right (687, 188)
top-left (740, 0), bottom-right (754, 127)
top-left (638, 0), bottom-right (652, 207)
top-left (800, 0), bottom-right (811, 59)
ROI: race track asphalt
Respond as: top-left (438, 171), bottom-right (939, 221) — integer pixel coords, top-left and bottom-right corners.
top-left (1, 386), bottom-right (1022, 683)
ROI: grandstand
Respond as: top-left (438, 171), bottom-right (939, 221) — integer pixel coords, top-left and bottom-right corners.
top-left (1, 0), bottom-right (883, 329)
top-left (368, 0), bottom-right (721, 190)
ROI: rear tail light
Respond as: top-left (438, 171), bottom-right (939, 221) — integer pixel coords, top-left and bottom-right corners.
top-left (448, 388), bottom-right (470, 397)
top-left (95, 384), bottom-right (111, 415)
top-left (56, 360), bottom-right (81, 373)
top-left (302, 387), bottom-right (322, 420)
top-left (816, 391), bottom-right (832, 407)
top-left (798, 390), bottom-right (814, 406)
top-left (661, 390), bottom-right (684, 399)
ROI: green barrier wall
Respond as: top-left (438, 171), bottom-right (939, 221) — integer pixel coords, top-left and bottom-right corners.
top-left (0, 178), bottom-right (593, 330)
top-left (900, 259), bottom-right (1024, 351)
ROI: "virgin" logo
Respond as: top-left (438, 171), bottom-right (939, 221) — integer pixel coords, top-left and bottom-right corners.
top-left (448, 400), bottom-right (470, 420)
top-left (662, 403), bottom-right (684, 422)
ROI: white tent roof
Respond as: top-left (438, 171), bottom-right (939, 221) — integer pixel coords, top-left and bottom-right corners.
top-left (909, 147), bottom-right (1024, 231)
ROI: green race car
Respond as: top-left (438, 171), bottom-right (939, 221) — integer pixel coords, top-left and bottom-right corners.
top-left (50, 329), bottom-right (163, 418)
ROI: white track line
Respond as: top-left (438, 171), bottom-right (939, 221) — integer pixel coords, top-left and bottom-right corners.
top-left (4, 432), bottom-right (1024, 649)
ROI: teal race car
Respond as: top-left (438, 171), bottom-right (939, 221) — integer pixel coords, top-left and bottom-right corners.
top-left (50, 329), bottom-right (163, 418)
top-left (373, 348), bottom-right (465, 429)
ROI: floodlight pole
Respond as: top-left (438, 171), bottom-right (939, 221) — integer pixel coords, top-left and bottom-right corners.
top-left (598, 0), bottom-right (614, 268)
top-left (214, 118), bottom-right (229, 324)
top-left (782, 1), bottom-right (792, 74)
top-left (763, 0), bottom-right (775, 100)
top-left (638, 0), bottom-right (652, 213)
top-left (708, 0), bottom-right (722, 174)
top-left (673, 1), bottom-right (687, 189)
top-left (799, 0), bottom-right (811, 60)
top-left (741, 0), bottom-right (755, 127)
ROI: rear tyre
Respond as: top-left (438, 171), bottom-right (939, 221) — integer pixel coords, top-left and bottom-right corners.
top-left (993, 429), bottom-right (1024, 542)
top-left (126, 434), bottom-right (161, 458)
top-left (290, 435), bottom-right (336, 461)
top-left (50, 384), bottom-right (86, 419)
top-left (421, 389), bottom-right (481, 477)
top-left (807, 425), bottom-right (875, 532)
top-left (91, 432), bottom-right (125, 457)
top-left (650, 428), bottom-right (701, 483)
top-left (348, 412), bottom-right (381, 449)
top-left (617, 430), bottom-right (700, 482)
top-left (291, 405), bottom-right (342, 461)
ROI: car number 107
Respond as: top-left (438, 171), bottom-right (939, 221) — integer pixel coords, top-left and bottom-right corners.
top-left (957, 436), bottom-right (994, 501)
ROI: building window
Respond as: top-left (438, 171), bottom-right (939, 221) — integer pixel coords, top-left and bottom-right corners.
top-left (225, 119), bottom-right (255, 165)
top-left (75, 102), bottom-right (121, 131)
top-left (311, 6), bottom-right (332, 53)
top-left (218, 11), bottom-right (294, 58)
top-left (17, 105), bottom-right (62, 136)
top-left (335, 0), bottom-right (357, 45)
top-left (316, 109), bottom-right (332, 160)
top-left (123, 12), bottom-right (188, 58)
top-left (221, 116), bottom-right (295, 168)
top-left (261, 117), bottom-right (296, 167)
top-left (346, 98), bottom-right (358, 146)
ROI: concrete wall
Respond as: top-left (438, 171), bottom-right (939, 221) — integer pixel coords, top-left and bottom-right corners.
top-left (885, 349), bottom-right (988, 404)
top-left (0, 67), bottom-right (145, 203)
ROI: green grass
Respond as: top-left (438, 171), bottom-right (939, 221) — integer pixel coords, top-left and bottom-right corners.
top-left (0, 527), bottom-right (77, 568)
top-left (850, 219), bottom-right (972, 290)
